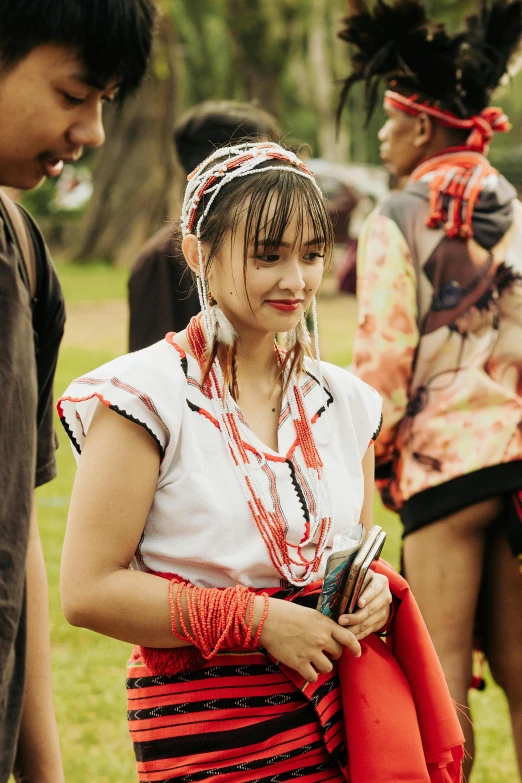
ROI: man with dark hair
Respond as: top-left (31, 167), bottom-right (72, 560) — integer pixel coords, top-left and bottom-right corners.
top-left (128, 100), bottom-right (281, 351)
top-left (0, 2), bottom-right (156, 780)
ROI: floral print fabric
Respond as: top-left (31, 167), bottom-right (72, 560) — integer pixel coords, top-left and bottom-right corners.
top-left (354, 204), bottom-right (522, 513)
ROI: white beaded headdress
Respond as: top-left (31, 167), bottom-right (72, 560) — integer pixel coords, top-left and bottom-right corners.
top-left (180, 140), bottom-right (326, 385)
top-left (182, 142), bottom-right (333, 585)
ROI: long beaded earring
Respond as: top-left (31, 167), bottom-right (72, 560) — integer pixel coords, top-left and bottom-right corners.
top-left (311, 295), bottom-right (332, 446)
top-left (196, 241), bottom-right (212, 341)
top-left (196, 246), bottom-right (238, 351)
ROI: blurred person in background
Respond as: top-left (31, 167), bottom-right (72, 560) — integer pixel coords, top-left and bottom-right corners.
top-left (128, 100), bottom-right (281, 351)
top-left (339, 0), bottom-right (522, 777)
top-left (0, 1), bottom-right (156, 780)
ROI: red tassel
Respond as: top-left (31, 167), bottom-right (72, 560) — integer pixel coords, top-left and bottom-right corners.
top-left (140, 645), bottom-right (204, 676)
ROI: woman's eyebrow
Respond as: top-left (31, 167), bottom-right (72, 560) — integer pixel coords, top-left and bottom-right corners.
top-left (252, 236), bottom-right (325, 248)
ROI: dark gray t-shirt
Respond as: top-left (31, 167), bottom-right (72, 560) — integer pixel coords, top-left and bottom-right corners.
top-left (0, 202), bottom-right (64, 781)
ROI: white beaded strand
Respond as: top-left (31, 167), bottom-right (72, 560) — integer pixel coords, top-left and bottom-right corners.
top-left (182, 142), bottom-right (334, 585)
top-left (205, 345), bottom-right (332, 585)
top-left (310, 295), bottom-right (332, 446)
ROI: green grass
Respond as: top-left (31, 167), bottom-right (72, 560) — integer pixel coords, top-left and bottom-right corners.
top-left (32, 263), bottom-right (519, 782)
top-left (54, 260), bottom-right (129, 303)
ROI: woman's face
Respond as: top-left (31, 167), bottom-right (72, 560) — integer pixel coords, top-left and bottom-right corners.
top-left (205, 203), bottom-right (326, 338)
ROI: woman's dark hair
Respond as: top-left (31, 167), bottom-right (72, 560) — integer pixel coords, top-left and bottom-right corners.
top-left (174, 101), bottom-right (282, 175)
top-left (338, 0), bottom-right (522, 123)
top-left (0, 0), bottom-right (157, 98)
top-left (188, 155), bottom-right (334, 397)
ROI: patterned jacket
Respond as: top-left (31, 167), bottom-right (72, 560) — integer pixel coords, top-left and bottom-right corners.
top-left (353, 169), bottom-right (522, 512)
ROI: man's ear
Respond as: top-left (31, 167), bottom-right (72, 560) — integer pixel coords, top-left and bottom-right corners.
top-left (182, 234), bottom-right (203, 275)
top-left (413, 112), bottom-right (433, 148)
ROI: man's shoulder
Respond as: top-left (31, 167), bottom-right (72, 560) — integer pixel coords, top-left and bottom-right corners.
top-left (7, 203), bottom-right (66, 341)
top-left (377, 185), bottom-right (427, 224)
top-left (0, 196), bottom-right (56, 276)
top-left (369, 184), bottom-right (434, 254)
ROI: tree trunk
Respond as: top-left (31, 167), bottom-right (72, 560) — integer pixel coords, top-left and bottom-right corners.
top-left (306, 0), bottom-right (349, 162)
top-left (74, 17), bottom-right (179, 265)
top-left (224, 0), bottom-right (299, 119)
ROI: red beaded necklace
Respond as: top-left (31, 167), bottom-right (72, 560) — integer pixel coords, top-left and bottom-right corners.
top-left (186, 314), bottom-right (332, 586)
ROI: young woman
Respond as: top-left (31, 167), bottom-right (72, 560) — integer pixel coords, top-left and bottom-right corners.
top-left (338, 1), bottom-right (522, 777)
top-left (58, 142), bottom-right (461, 782)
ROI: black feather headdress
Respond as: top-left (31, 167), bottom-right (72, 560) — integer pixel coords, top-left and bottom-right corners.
top-left (338, 0), bottom-right (522, 123)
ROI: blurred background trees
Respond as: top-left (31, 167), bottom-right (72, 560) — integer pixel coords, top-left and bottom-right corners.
top-left (25, 0), bottom-right (522, 264)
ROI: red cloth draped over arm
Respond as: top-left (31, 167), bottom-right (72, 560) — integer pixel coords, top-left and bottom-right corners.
top-left (338, 560), bottom-right (464, 782)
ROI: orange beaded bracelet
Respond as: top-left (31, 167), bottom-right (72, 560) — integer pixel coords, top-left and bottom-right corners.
top-left (168, 580), bottom-right (269, 660)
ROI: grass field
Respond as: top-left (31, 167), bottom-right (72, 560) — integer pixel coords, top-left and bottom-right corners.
top-left (31, 262), bottom-right (519, 781)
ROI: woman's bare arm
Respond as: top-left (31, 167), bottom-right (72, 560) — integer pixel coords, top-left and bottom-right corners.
top-left (360, 443), bottom-right (375, 534)
top-left (60, 401), bottom-right (191, 648)
top-left (338, 441), bottom-right (391, 637)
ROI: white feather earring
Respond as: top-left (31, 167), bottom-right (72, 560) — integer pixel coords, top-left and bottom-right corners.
top-left (296, 315), bottom-right (311, 348)
top-left (285, 314), bottom-right (311, 351)
top-left (212, 305), bottom-right (237, 347)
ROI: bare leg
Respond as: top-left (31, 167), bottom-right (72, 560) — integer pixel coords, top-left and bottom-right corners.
top-left (402, 497), bottom-right (505, 780)
top-left (482, 519), bottom-right (522, 777)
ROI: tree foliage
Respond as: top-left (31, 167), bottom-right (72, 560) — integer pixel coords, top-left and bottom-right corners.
top-left (71, 0), bottom-right (522, 263)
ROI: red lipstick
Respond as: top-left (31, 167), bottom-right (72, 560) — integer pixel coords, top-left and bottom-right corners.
top-left (265, 299), bottom-right (303, 312)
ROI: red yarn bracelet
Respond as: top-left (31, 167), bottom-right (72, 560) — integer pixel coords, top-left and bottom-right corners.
top-left (168, 580), bottom-right (270, 660)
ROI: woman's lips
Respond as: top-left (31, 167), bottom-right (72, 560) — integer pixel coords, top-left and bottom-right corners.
top-left (265, 300), bottom-right (303, 312)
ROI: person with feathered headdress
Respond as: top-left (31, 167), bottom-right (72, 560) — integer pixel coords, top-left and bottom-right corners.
top-left (339, 1), bottom-right (522, 776)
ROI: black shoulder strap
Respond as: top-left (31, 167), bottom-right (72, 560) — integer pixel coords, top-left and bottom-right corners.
top-left (17, 203), bottom-right (45, 301)
top-left (0, 189), bottom-right (40, 301)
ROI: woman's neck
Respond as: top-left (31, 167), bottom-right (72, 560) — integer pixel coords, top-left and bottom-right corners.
top-left (235, 327), bottom-right (279, 388)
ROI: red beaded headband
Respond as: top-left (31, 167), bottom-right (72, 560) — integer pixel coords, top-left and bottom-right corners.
top-left (384, 90), bottom-right (511, 154)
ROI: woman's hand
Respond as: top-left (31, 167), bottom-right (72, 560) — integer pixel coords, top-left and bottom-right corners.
top-left (257, 597), bottom-right (361, 682)
top-left (338, 571), bottom-right (392, 640)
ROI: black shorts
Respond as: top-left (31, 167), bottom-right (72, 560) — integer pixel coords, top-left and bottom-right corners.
top-left (400, 460), bottom-right (522, 556)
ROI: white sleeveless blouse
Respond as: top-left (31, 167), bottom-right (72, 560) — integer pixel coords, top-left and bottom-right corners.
top-left (58, 335), bottom-right (382, 588)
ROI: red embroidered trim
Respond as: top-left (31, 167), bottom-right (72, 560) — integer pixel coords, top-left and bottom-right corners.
top-left (184, 314), bottom-right (332, 585)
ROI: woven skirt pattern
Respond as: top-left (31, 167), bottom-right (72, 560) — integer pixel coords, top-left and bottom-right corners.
top-left (127, 649), bottom-right (347, 783)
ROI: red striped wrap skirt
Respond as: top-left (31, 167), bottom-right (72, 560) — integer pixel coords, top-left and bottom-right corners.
top-left (127, 582), bottom-right (347, 783)
top-left (126, 567), bottom-right (464, 783)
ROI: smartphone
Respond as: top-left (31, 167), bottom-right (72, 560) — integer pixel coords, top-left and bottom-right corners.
top-left (317, 543), bottom-right (360, 620)
top-left (339, 527), bottom-right (386, 616)
top-left (317, 526), bottom-right (386, 621)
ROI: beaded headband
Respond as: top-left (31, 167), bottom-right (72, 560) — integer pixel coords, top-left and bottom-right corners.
top-left (180, 141), bottom-right (325, 341)
top-left (181, 141), bottom-right (321, 236)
